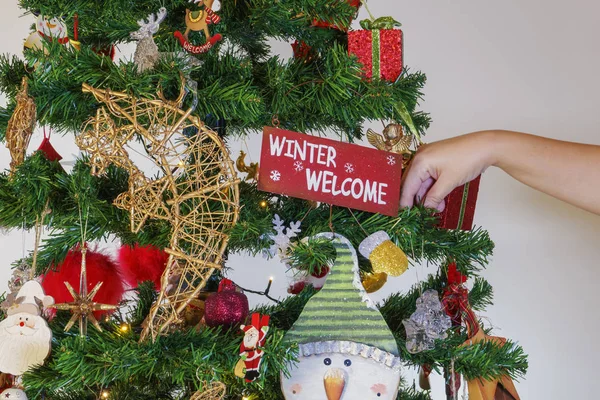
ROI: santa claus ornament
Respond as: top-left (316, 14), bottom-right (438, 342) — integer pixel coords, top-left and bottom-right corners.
top-left (0, 281), bottom-right (54, 377)
top-left (235, 313), bottom-right (270, 382)
top-left (281, 233), bottom-right (401, 400)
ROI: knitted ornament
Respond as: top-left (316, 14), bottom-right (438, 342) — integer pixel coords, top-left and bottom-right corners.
top-left (204, 279), bottom-right (249, 328)
top-left (359, 231), bottom-right (408, 277)
top-left (41, 247), bottom-right (125, 317)
top-left (281, 233), bottom-right (401, 400)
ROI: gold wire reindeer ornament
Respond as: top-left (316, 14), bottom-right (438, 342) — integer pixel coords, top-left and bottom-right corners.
top-left (77, 81), bottom-right (240, 341)
top-left (367, 123), bottom-right (414, 167)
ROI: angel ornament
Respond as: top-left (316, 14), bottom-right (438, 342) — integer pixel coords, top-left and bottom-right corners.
top-left (130, 7), bottom-right (167, 73)
top-left (367, 123), bottom-right (415, 168)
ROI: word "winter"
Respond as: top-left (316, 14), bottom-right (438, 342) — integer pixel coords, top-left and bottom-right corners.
top-left (269, 134), bottom-right (337, 168)
top-left (306, 169), bottom-right (388, 205)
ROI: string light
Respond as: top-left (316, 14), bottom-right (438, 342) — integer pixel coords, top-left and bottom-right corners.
top-left (101, 390), bottom-right (110, 399)
top-left (259, 200), bottom-right (268, 208)
top-left (119, 323), bottom-right (130, 333)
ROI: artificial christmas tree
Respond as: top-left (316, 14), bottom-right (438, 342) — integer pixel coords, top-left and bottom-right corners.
top-left (0, 0), bottom-right (528, 399)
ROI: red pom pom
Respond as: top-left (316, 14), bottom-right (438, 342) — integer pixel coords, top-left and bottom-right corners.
top-left (41, 246), bottom-right (125, 317)
top-left (118, 244), bottom-right (168, 290)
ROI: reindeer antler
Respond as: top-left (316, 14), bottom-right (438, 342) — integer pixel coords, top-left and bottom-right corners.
top-left (131, 7), bottom-right (167, 40)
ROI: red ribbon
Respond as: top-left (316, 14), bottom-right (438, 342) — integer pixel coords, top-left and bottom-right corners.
top-left (442, 263), bottom-right (479, 336)
top-left (205, 8), bottom-right (221, 24)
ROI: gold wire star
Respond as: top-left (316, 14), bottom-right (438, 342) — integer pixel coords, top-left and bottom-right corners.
top-left (51, 281), bottom-right (117, 335)
top-left (49, 247), bottom-right (117, 336)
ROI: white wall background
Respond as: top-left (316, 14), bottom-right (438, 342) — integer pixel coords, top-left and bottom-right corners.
top-left (1, 1), bottom-right (600, 399)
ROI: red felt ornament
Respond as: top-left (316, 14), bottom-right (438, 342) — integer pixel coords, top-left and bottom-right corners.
top-left (312, 0), bottom-right (361, 31)
top-left (291, 40), bottom-right (314, 61)
top-left (204, 279), bottom-right (249, 328)
top-left (41, 246), bottom-right (125, 317)
top-left (310, 265), bottom-right (330, 279)
top-left (118, 244), bottom-right (168, 290)
top-left (287, 281), bottom-right (306, 295)
top-left (37, 128), bottom-right (62, 162)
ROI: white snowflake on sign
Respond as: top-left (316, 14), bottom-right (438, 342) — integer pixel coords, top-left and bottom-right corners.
top-left (387, 155), bottom-right (397, 166)
top-left (294, 161), bottom-right (304, 172)
top-left (270, 170), bottom-right (281, 181)
top-left (263, 214), bottom-right (302, 266)
top-left (344, 163), bottom-right (355, 173)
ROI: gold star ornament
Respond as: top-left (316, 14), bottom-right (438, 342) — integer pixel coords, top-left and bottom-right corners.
top-left (49, 248), bottom-right (117, 336)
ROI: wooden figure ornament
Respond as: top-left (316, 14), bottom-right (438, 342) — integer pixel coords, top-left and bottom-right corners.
top-left (236, 313), bottom-right (270, 382)
top-left (174, 0), bottom-right (223, 54)
top-left (460, 325), bottom-right (521, 400)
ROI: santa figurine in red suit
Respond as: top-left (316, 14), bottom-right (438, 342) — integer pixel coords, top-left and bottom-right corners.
top-left (238, 313), bottom-right (270, 382)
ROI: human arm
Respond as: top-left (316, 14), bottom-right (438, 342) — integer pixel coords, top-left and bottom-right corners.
top-left (399, 130), bottom-right (600, 215)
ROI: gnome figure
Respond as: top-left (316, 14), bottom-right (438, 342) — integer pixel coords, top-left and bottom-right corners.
top-left (281, 233), bottom-right (401, 400)
top-left (0, 281), bottom-right (54, 376)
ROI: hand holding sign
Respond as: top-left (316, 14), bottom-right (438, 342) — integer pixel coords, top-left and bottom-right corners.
top-left (258, 127), bottom-right (402, 216)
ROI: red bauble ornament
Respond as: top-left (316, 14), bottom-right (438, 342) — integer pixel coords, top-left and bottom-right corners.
top-left (41, 246), bottom-right (125, 317)
top-left (204, 279), bottom-right (249, 328)
top-left (118, 244), bottom-right (168, 290)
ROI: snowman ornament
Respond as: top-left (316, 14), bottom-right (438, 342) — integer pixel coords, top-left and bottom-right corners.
top-left (281, 233), bottom-right (401, 400)
top-left (24, 14), bottom-right (76, 52)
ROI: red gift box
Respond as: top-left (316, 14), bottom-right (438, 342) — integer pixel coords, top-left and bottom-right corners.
top-left (348, 17), bottom-right (403, 82)
top-left (437, 176), bottom-right (481, 231)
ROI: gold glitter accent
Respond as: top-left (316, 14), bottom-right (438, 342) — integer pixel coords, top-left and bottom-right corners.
top-left (369, 240), bottom-right (408, 277)
top-left (361, 272), bottom-right (388, 293)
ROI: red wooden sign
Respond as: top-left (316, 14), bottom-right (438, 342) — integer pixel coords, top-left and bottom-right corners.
top-left (258, 127), bottom-right (402, 216)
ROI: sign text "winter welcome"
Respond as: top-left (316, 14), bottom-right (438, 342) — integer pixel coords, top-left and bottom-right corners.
top-left (258, 127), bottom-right (402, 216)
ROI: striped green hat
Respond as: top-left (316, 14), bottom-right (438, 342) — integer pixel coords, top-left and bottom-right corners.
top-left (285, 233), bottom-right (399, 356)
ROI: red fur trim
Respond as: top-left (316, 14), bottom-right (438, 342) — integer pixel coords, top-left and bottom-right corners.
top-left (118, 244), bottom-right (168, 290)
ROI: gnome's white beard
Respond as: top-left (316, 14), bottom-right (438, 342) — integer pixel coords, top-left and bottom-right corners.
top-left (0, 313), bottom-right (52, 376)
